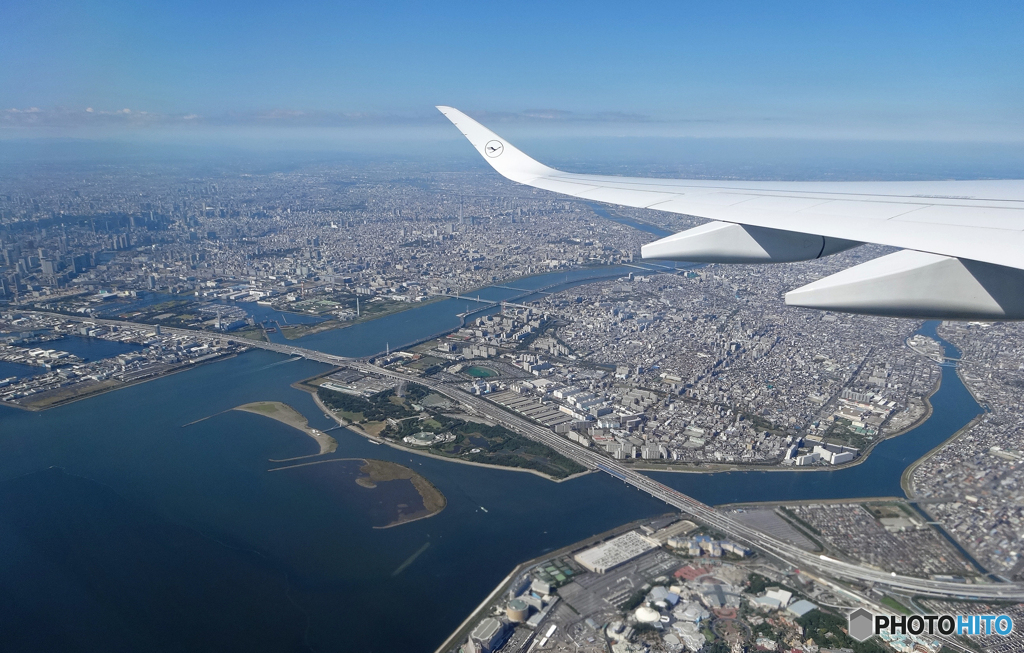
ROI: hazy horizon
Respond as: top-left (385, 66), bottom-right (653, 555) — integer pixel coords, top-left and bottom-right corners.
top-left (3, 131), bottom-right (1024, 182)
top-left (4, 2), bottom-right (1022, 148)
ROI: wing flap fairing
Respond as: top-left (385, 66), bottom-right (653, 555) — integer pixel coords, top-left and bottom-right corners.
top-left (642, 222), bottom-right (860, 263)
top-left (786, 250), bottom-right (1024, 319)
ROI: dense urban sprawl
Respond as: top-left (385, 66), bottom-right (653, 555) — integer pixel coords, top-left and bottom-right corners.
top-left (3, 159), bottom-right (1024, 653)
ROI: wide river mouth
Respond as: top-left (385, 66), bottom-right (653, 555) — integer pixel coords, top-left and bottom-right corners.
top-left (0, 265), bottom-right (981, 652)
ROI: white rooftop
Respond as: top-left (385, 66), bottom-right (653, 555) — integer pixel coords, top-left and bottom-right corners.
top-left (574, 531), bottom-right (659, 573)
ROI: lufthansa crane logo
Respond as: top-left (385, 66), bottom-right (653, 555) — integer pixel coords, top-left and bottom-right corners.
top-left (484, 140), bottom-right (504, 158)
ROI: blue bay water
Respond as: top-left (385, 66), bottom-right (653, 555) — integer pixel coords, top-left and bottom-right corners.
top-left (0, 360), bottom-right (38, 380)
top-left (0, 261), bottom-right (983, 653)
top-left (0, 351), bottom-right (670, 652)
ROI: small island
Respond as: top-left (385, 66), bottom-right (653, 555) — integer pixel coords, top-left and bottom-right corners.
top-left (268, 457), bottom-right (446, 528)
top-left (234, 401), bottom-right (338, 455)
top-left (354, 458), bottom-right (447, 528)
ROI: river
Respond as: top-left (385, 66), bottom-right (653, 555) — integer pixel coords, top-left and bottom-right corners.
top-left (646, 321), bottom-right (982, 502)
top-left (0, 265), bottom-right (984, 652)
top-left (289, 263), bottom-right (669, 356)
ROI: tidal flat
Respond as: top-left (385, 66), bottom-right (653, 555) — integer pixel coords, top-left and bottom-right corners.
top-left (269, 457), bottom-right (447, 528)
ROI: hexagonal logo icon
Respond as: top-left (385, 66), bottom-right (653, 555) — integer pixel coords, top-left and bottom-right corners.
top-left (848, 608), bottom-right (874, 642)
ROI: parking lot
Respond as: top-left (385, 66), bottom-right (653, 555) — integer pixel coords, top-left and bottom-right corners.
top-left (558, 550), bottom-right (680, 617)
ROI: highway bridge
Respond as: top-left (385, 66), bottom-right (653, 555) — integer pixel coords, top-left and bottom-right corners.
top-left (266, 341), bottom-right (1024, 600)
top-left (32, 311), bottom-right (1024, 600)
top-left (235, 338), bottom-right (1024, 599)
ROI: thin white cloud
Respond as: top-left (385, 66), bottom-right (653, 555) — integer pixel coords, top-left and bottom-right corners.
top-left (475, 109), bottom-right (662, 123)
top-left (0, 106), bottom-right (664, 129)
top-left (0, 106), bottom-right (1020, 143)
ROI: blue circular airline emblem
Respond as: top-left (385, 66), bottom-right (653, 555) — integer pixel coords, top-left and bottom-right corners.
top-left (484, 140), bottom-right (504, 158)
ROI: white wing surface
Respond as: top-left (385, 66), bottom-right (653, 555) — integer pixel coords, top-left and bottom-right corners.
top-left (438, 106), bottom-right (1024, 320)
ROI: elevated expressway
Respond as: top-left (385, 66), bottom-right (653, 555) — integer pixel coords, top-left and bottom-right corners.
top-left (241, 338), bottom-right (1024, 601)
top-left (33, 312), bottom-right (1024, 601)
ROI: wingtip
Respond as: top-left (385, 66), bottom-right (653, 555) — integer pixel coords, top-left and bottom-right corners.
top-left (433, 105), bottom-right (556, 182)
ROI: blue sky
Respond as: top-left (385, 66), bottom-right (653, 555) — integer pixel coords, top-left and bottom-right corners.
top-left (2, 0), bottom-right (1022, 144)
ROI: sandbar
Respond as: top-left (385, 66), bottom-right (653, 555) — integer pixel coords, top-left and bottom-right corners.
top-left (235, 401), bottom-right (337, 455)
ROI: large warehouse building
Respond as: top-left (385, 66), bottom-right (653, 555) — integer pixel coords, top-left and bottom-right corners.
top-left (573, 531), bottom-right (660, 573)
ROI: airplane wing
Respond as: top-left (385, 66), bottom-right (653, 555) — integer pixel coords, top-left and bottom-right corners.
top-left (438, 106), bottom-right (1024, 320)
